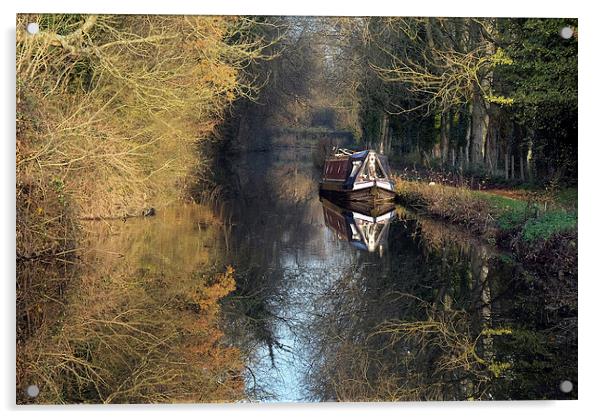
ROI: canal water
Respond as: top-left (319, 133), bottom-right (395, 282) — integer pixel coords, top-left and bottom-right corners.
top-left (213, 141), bottom-right (577, 401)
top-left (17, 137), bottom-right (577, 403)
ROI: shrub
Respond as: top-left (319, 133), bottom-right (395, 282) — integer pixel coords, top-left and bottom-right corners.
top-left (394, 178), bottom-right (578, 248)
top-left (394, 178), bottom-right (496, 236)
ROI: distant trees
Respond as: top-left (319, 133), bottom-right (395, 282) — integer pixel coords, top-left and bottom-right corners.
top-left (310, 108), bottom-right (336, 129)
top-left (495, 19), bottom-right (578, 181)
top-left (219, 17), bottom-right (333, 151)
top-left (326, 18), bottom-right (577, 184)
top-left (212, 16), bottom-right (577, 184)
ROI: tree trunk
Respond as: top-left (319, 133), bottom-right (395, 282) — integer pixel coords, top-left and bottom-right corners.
top-left (383, 127), bottom-right (392, 155)
top-left (378, 113), bottom-right (389, 154)
top-left (440, 111), bottom-right (449, 165)
top-left (526, 139), bottom-right (533, 181)
top-left (470, 87), bottom-right (489, 169)
top-left (465, 103), bottom-right (472, 168)
top-left (520, 152), bottom-right (525, 181)
top-left (504, 149), bottom-right (509, 180)
top-left (486, 119), bottom-right (498, 175)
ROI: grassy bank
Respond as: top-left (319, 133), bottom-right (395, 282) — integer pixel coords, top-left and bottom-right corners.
top-left (393, 178), bottom-right (577, 276)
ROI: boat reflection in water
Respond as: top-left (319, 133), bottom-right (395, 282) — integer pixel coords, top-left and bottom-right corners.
top-left (319, 194), bottom-right (397, 253)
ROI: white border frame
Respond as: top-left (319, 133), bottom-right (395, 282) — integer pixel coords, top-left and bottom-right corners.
top-left (3, 1), bottom-right (596, 418)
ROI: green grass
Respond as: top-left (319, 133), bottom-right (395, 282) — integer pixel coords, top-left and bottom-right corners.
top-left (395, 179), bottom-right (577, 246)
top-left (477, 191), bottom-right (577, 241)
top-left (477, 190), bottom-right (577, 243)
top-left (476, 192), bottom-right (534, 231)
top-left (555, 187), bottom-right (578, 210)
top-left (521, 211), bottom-right (577, 242)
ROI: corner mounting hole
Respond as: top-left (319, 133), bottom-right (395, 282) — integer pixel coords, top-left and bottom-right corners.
top-left (26, 384), bottom-right (39, 398)
top-left (26, 22), bottom-right (40, 35)
top-left (560, 26), bottom-right (574, 39)
top-left (559, 380), bottom-right (573, 393)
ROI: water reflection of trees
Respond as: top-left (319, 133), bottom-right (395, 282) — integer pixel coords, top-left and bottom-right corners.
top-left (305, 213), bottom-right (577, 401)
top-left (17, 204), bottom-right (245, 403)
top-left (217, 147), bottom-right (326, 399)
top-left (214, 147), bottom-right (576, 401)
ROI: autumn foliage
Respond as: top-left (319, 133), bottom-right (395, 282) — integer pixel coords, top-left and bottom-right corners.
top-left (17, 204), bottom-right (245, 404)
top-left (16, 14), bottom-right (275, 402)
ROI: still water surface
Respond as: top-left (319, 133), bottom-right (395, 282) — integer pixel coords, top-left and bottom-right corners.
top-left (21, 140), bottom-right (574, 403)
top-left (213, 144), bottom-right (577, 401)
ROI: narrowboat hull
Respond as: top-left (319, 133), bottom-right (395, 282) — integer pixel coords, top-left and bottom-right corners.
top-left (319, 181), bottom-right (396, 202)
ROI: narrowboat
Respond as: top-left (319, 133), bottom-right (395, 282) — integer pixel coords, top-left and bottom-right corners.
top-left (319, 148), bottom-right (395, 202)
top-left (320, 195), bottom-right (397, 253)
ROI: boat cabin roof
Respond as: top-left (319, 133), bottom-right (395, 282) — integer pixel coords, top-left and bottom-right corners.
top-left (327, 149), bottom-right (376, 161)
top-left (350, 150), bottom-right (369, 159)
